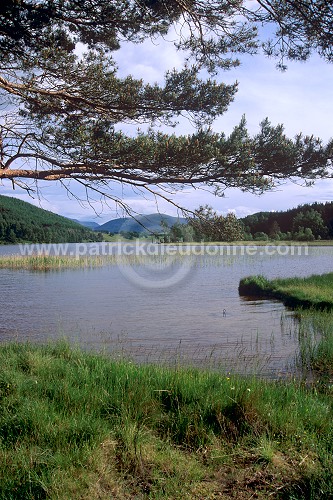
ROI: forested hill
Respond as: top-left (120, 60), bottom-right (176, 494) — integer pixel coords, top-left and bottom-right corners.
top-left (98, 213), bottom-right (187, 234)
top-left (242, 202), bottom-right (333, 240)
top-left (0, 195), bottom-right (102, 244)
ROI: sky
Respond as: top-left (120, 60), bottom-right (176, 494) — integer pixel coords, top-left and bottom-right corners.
top-left (2, 21), bottom-right (333, 223)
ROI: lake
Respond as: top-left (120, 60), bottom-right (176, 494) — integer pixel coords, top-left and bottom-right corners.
top-left (0, 243), bottom-right (332, 377)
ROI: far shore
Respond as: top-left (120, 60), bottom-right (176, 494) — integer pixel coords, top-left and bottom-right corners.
top-left (2, 238), bottom-right (333, 246)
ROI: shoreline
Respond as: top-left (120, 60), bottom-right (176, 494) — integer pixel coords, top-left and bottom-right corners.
top-left (1, 267), bottom-right (332, 497)
top-left (239, 273), bottom-right (333, 310)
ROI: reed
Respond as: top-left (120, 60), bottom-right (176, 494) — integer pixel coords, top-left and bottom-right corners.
top-left (296, 309), bottom-right (333, 383)
top-left (0, 254), bottom-right (111, 270)
top-left (0, 252), bottom-right (265, 271)
top-left (0, 253), bottom-right (194, 270)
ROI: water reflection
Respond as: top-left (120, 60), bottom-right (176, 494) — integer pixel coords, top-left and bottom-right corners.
top-left (0, 244), bottom-right (332, 377)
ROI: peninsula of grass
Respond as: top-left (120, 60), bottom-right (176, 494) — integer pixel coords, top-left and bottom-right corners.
top-left (0, 341), bottom-right (332, 499)
top-left (239, 272), bottom-right (333, 310)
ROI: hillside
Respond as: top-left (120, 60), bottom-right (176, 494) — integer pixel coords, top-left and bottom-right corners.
top-left (0, 195), bottom-right (102, 244)
top-left (241, 202), bottom-right (333, 240)
top-left (98, 203), bottom-right (333, 241)
top-left (98, 213), bottom-right (187, 234)
top-left (72, 219), bottom-right (100, 230)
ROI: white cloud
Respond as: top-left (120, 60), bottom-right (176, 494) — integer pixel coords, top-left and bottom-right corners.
top-left (213, 54), bottom-right (333, 141)
top-left (113, 28), bottom-right (185, 84)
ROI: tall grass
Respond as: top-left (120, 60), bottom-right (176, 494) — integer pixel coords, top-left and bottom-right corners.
top-left (0, 253), bottom-right (194, 271)
top-left (239, 273), bottom-right (333, 309)
top-left (0, 254), bottom-right (115, 270)
top-left (296, 309), bottom-right (333, 383)
top-left (273, 273), bottom-right (333, 306)
top-left (0, 341), bottom-right (332, 499)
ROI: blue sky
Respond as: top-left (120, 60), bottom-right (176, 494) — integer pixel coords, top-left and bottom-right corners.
top-left (2, 30), bottom-right (333, 223)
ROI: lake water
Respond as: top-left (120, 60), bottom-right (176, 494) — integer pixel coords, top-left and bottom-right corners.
top-left (0, 243), bottom-right (332, 377)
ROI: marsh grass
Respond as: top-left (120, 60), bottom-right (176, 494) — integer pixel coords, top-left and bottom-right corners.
top-left (0, 253), bottom-right (195, 271)
top-left (97, 331), bottom-right (283, 379)
top-left (0, 241), bottom-right (320, 272)
top-left (0, 251), bottom-right (253, 271)
top-left (239, 273), bottom-right (333, 309)
top-left (273, 273), bottom-right (333, 306)
top-left (0, 254), bottom-right (113, 270)
top-left (0, 340), bottom-right (332, 499)
top-left (296, 309), bottom-right (333, 383)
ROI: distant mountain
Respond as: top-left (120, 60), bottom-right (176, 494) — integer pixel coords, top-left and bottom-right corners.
top-left (0, 195), bottom-right (101, 243)
top-left (97, 213), bottom-right (187, 234)
top-left (72, 219), bottom-right (100, 230)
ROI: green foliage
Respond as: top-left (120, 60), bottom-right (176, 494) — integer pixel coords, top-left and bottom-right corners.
top-left (268, 220), bottom-right (281, 239)
top-left (0, 195), bottom-right (101, 243)
top-left (242, 201), bottom-right (333, 241)
top-left (0, 1), bottom-right (333, 210)
top-left (293, 226), bottom-right (315, 241)
top-left (238, 275), bottom-right (272, 296)
top-left (254, 231), bottom-right (269, 241)
top-left (292, 209), bottom-right (328, 239)
top-left (169, 222), bottom-right (195, 242)
top-left (188, 205), bottom-right (245, 242)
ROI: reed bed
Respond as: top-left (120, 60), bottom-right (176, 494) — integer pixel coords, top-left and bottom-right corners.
top-left (0, 252), bottom-right (257, 271)
top-left (0, 254), bottom-right (110, 270)
top-left (0, 253), bottom-right (194, 271)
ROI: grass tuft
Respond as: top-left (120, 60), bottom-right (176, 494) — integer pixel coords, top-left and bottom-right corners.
top-left (239, 272), bottom-right (333, 309)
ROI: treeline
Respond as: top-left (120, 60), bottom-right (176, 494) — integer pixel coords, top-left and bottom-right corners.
top-left (242, 202), bottom-right (333, 241)
top-left (160, 202), bottom-right (333, 242)
top-left (0, 195), bottom-right (103, 244)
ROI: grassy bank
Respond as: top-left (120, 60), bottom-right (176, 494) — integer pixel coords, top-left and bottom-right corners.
top-left (239, 273), bottom-right (333, 310)
top-left (0, 341), bottom-right (332, 499)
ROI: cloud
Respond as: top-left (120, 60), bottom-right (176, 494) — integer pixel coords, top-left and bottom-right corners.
top-left (113, 29), bottom-right (185, 84)
top-left (3, 169), bottom-right (332, 224)
top-left (213, 53), bottom-right (333, 141)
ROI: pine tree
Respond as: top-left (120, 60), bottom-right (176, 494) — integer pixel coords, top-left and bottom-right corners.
top-left (0, 1), bottom-right (332, 214)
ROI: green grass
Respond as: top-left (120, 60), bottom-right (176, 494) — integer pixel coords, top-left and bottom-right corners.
top-left (239, 272), bottom-right (333, 309)
top-left (0, 341), bottom-right (332, 499)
